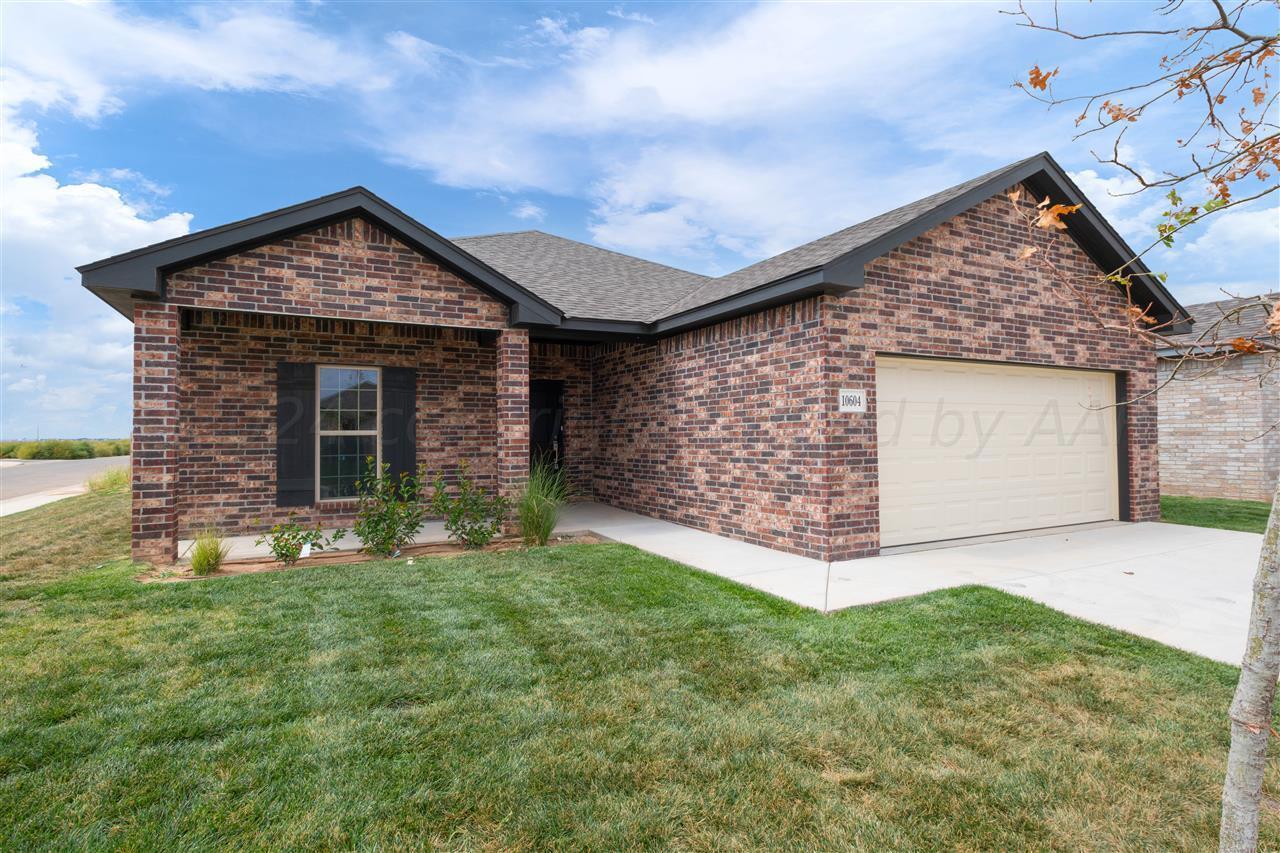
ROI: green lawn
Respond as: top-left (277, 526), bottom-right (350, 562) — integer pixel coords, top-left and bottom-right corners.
top-left (1161, 494), bottom-right (1274, 534)
top-left (1, 488), bottom-right (1276, 849)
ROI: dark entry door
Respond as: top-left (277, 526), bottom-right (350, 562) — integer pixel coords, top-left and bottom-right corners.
top-left (530, 380), bottom-right (565, 467)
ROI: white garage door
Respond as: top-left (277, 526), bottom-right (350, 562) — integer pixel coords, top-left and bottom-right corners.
top-left (876, 356), bottom-right (1119, 548)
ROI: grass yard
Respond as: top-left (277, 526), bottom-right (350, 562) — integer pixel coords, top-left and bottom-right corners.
top-left (1161, 494), bottom-right (1274, 534)
top-left (2, 488), bottom-right (1276, 849)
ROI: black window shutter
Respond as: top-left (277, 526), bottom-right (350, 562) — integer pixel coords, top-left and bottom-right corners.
top-left (276, 363), bottom-right (316, 507)
top-left (381, 367), bottom-right (417, 481)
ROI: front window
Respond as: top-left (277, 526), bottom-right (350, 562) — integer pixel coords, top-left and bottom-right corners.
top-left (317, 366), bottom-right (380, 500)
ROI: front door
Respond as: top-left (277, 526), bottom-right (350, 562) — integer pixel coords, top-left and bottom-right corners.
top-left (530, 379), bottom-right (565, 467)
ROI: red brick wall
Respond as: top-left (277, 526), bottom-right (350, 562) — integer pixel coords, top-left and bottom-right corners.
top-left (587, 185), bottom-right (1158, 560)
top-left (495, 329), bottom-right (530, 513)
top-left (136, 185), bottom-right (1158, 562)
top-left (530, 342), bottom-right (595, 496)
top-left (132, 302), bottom-right (181, 562)
top-left (591, 300), bottom-right (832, 559)
top-left (822, 186), bottom-right (1159, 559)
top-left (175, 309), bottom-right (498, 537)
top-left (166, 218), bottom-right (509, 329)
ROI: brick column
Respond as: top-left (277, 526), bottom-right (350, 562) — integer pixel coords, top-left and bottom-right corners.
top-left (132, 302), bottom-right (181, 564)
top-left (495, 328), bottom-right (530, 514)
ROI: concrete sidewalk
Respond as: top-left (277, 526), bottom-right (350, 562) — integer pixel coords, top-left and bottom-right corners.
top-left (0, 457), bottom-right (130, 517)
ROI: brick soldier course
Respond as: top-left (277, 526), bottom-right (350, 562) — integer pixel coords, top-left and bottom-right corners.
top-left (81, 152), bottom-right (1189, 564)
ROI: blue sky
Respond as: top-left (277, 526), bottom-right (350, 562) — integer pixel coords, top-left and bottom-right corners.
top-left (2, 1), bottom-right (1277, 439)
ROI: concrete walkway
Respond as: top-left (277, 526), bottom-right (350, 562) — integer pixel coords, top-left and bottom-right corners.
top-left (557, 503), bottom-right (1260, 665)
top-left (0, 457), bottom-right (130, 517)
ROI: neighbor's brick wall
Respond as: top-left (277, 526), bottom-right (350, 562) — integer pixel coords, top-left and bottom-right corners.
top-left (1158, 354), bottom-right (1280, 501)
top-left (175, 309), bottom-right (498, 537)
top-left (591, 300), bottom-right (831, 559)
top-left (531, 342), bottom-right (596, 496)
top-left (166, 218), bottom-right (509, 330)
top-left (822, 186), bottom-right (1160, 559)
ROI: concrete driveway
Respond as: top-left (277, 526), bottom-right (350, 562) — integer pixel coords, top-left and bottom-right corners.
top-left (828, 522), bottom-right (1260, 664)
top-left (558, 503), bottom-right (1262, 665)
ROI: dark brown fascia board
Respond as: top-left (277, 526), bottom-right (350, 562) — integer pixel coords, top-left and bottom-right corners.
top-left (650, 268), bottom-right (853, 336)
top-left (79, 187), bottom-right (563, 326)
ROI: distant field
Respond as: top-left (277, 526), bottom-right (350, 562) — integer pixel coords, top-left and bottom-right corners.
top-left (0, 439), bottom-right (130, 460)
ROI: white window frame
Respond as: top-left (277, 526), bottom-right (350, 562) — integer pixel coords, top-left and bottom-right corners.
top-left (315, 364), bottom-right (381, 503)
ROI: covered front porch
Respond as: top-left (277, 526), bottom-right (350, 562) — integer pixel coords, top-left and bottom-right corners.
top-left (132, 302), bottom-right (536, 564)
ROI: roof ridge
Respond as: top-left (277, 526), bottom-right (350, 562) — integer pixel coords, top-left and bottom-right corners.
top-left (1181, 291), bottom-right (1279, 310)
top-left (451, 229), bottom-right (544, 241)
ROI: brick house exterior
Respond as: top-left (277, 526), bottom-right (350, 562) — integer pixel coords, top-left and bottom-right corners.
top-left (1157, 296), bottom-right (1279, 502)
top-left (83, 153), bottom-right (1188, 564)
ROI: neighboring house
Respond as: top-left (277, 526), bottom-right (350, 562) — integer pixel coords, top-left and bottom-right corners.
top-left (81, 152), bottom-right (1189, 564)
top-left (1158, 294), bottom-right (1279, 502)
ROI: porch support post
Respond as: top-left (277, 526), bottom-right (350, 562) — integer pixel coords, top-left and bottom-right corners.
top-left (495, 328), bottom-right (530, 514)
top-left (131, 302), bottom-right (181, 564)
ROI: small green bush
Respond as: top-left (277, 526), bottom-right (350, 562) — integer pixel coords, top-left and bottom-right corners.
top-left (188, 529), bottom-right (231, 576)
top-left (353, 458), bottom-right (427, 557)
top-left (86, 467), bottom-right (130, 493)
top-left (254, 514), bottom-right (346, 566)
top-left (517, 460), bottom-right (569, 547)
top-left (0, 438), bottom-right (129, 459)
top-left (430, 462), bottom-right (508, 549)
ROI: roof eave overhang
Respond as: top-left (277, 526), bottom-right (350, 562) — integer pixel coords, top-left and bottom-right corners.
top-left (650, 268), bottom-right (857, 336)
top-left (79, 188), bottom-right (563, 327)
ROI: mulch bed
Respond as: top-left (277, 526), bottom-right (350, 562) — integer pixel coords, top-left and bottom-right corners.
top-left (140, 532), bottom-right (607, 583)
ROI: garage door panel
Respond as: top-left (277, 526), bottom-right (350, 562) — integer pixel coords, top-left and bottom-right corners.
top-left (876, 357), bottom-right (1120, 547)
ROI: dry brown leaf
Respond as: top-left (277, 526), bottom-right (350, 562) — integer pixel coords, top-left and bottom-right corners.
top-left (1035, 203), bottom-right (1082, 230)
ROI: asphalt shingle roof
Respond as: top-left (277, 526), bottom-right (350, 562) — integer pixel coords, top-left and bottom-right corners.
top-left (452, 230), bottom-right (710, 322)
top-left (1165, 293), bottom-right (1278, 348)
top-left (455, 156), bottom-right (1044, 323)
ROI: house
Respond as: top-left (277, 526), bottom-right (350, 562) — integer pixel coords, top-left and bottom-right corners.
top-left (80, 152), bottom-right (1189, 564)
top-left (1158, 294), bottom-right (1279, 502)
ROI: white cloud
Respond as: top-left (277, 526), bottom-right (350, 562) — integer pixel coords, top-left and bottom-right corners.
top-left (607, 7), bottom-right (656, 25)
top-left (510, 201), bottom-right (547, 222)
top-left (1, 2), bottom-right (392, 120)
top-left (526, 16), bottom-right (612, 60)
top-left (372, 2), bottom-right (1013, 261)
top-left (6, 374), bottom-right (45, 394)
top-left (1183, 206), bottom-right (1280, 261)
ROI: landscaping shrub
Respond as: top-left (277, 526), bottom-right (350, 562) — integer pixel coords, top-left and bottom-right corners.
top-left (517, 459), bottom-right (569, 547)
top-left (188, 529), bottom-right (231, 576)
top-left (86, 467), bottom-right (130, 493)
top-left (254, 515), bottom-right (345, 565)
top-left (430, 462), bottom-right (508, 549)
top-left (0, 438), bottom-right (129, 459)
top-left (353, 458), bottom-right (427, 557)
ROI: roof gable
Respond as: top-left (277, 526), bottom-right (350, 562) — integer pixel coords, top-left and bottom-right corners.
top-left (79, 187), bottom-right (562, 325)
top-left (653, 152), bottom-right (1187, 333)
